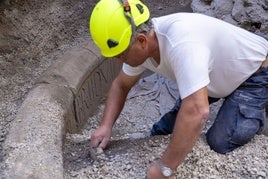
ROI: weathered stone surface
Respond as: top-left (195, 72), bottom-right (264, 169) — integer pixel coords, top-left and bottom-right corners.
top-left (74, 59), bottom-right (121, 131)
top-left (4, 84), bottom-right (71, 179)
top-left (39, 41), bottom-right (101, 95)
top-left (3, 39), bottom-right (122, 178)
top-left (192, 0), bottom-right (268, 36)
top-left (38, 40), bottom-right (121, 133)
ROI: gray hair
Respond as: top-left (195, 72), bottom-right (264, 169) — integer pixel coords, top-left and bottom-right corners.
top-left (135, 19), bottom-right (153, 35)
top-left (128, 19), bottom-right (152, 45)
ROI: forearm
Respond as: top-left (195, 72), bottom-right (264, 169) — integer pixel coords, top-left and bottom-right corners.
top-left (162, 112), bottom-right (206, 170)
top-left (91, 71), bottom-right (140, 149)
top-left (100, 81), bottom-right (129, 128)
top-left (161, 89), bottom-right (209, 170)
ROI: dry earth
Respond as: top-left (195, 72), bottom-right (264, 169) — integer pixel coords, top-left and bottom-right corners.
top-left (0, 0), bottom-right (268, 178)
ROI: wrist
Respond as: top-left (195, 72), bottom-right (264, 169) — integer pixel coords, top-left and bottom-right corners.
top-left (156, 159), bottom-right (175, 177)
top-left (100, 121), bottom-right (113, 130)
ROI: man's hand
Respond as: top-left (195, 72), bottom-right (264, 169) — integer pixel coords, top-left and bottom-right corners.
top-left (90, 125), bottom-right (112, 149)
top-left (147, 160), bottom-right (174, 179)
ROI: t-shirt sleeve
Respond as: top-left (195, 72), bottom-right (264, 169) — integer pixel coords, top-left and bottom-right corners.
top-left (170, 43), bottom-right (211, 99)
top-left (122, 63), bottom-right (146, 76)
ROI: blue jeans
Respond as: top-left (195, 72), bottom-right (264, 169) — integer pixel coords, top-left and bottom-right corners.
top-left (150, 66), bottom-right (268, 154)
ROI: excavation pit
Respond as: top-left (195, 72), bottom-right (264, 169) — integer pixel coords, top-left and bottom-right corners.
top-left (1, 0), bottom-right (268, 178)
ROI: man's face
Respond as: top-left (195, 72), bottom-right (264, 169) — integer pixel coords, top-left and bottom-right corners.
top-left (115, 34), bottom-right (148, 67)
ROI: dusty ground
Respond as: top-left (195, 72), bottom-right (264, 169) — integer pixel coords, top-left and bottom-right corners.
top-left (0, 0), bottom-right (267, 178)
top-left (64, 92), bottom-right (268, 178)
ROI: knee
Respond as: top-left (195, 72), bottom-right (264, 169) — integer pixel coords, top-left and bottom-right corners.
top-left (206, 132), bottom-right (231, 154)
top-left (206, 118), bottom-right (260, 154)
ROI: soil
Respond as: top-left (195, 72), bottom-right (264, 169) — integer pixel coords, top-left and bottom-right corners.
top-left (0, 0), bottom-right (267, 178)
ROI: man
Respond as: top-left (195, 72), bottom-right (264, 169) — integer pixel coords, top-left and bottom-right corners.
top-left (89, 0), bottom-right (268, 178)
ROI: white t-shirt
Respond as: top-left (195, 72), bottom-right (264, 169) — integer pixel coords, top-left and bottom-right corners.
top-left (123, 13), bottom-right (268, 99)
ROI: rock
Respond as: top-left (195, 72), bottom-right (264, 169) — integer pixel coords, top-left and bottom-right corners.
top-left (192, 0), bottom-right (268, 35)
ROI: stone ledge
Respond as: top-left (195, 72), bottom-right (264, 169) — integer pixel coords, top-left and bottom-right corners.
top-left (4, 84), bottom-right (70, 179)
top-left (4, 40), bottom-right (121, 178)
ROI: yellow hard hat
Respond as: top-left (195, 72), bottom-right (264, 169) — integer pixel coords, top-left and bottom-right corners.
top-left (89, 0), bottom-right (150, 57)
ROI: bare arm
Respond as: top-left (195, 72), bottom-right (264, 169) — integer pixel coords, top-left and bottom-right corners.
top-left (162, 87), bottom-right (210, 169)
top-left (101, 70), bottom-right (141, 127)
top-left (91, 69), bottom-right (141, 148)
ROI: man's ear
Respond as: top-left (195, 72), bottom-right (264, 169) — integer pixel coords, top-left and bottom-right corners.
top-left (136, 33), bottom-right (147, 48)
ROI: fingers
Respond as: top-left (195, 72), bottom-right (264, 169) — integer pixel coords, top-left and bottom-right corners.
top-left (90, 135), bottom-right (103, 148)
top-left (98, 137), bottom-right (109, 149)
top-left (90, 136), bottom-right (108, 149)
top-left (90, 131), bottom-right (110, 149)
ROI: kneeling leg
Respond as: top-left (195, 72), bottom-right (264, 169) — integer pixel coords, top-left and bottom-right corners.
top-left (206, 95), bottom-right (264, 154)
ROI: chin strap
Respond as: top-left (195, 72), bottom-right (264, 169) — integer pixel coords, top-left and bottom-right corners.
top-left (119, 0), bottom-right (136, 29)
top-left (121, 0), bottom-right (131, 12)
top-left (118, 0), bottom-right (136, 45)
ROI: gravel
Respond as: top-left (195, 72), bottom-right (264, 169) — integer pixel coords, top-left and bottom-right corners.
top-left (64, 94), bottom-right (268, 179)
